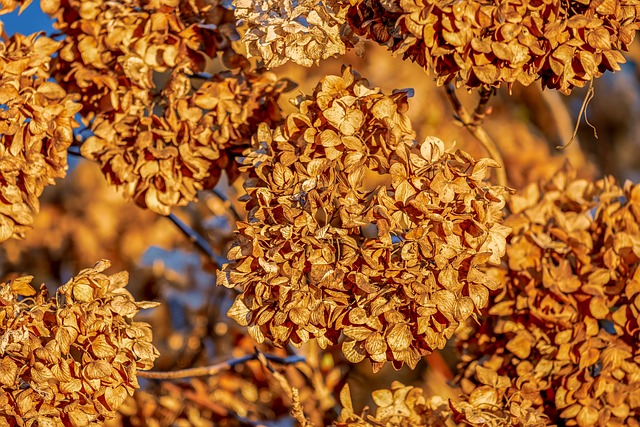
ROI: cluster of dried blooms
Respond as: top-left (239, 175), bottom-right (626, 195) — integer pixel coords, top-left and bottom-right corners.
top-left (335, 378), bottom-right (549, 427)
top-left (335, 382), bottom-right (452, 427)
top-left (78, 70), bottom-right (289, 215)
top-left (219, 66), bottom-right (510, 371)
top-left (457, 167), bottom-right (640, 426)
top-left (346, 0), bottom-right (640, 93)
top-left (0, 33), bottom-right (81, 242)
top-left (43, 0), bottom-right (290, 215)
top-left (449, 365), bottom-right (550, 427)
top-left (0, 260), bottom-right (159, 425)
top-left (234, 0), bottom-right (349, 68)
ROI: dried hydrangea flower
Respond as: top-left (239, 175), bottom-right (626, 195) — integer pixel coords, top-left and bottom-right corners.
top-left (234, 0), bottom-right (349, 68)
top-left (0, 260), bottom-right (159, 426)
top-left (347, 0), bottom-right (640, 93)
top-left (335, 379), bottom-right (549, 427)
top-left (43, 0), bottom-right (291, 214)
top-left (79, 70), bottom-right (290, 215)
top-left (458, 167), bottom-right (640, 426)
top-left (0, 33), bottom-right (81, 242)
top-left (219, 66), bottom-right (510, 371)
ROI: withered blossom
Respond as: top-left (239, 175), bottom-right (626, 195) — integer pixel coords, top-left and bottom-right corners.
top-left (41, 0), bottom-right (291, 214)
top-left (219, 66), bottom-right (510, 371)
top-left (457, 167), bottom-right (640, 427)
top-left (80, 70), bottom-right (289, 215)
top-left (335, 379), bottom-right (549, 427)
top-left (0, 33), bottom-right (81, 242)
top-left (0, 0), bottom-right (30, 14)
top-left (347, 0), bottom-right (640, 93)
top-left (234, 0), bottom-right (349, 68)
top-left (0, 260), bottom-right (159, 426)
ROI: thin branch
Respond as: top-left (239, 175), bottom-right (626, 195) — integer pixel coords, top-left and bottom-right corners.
top-left (167, 213), bottom-right (228, 268)
top-left (66, 151), bottom-right (229, 268)
top-left (472, 86), bottom-right (495, 123)
top-left (138, 351), bottom-right (306, 380)
top-left (254, 351), bottom-right (312, 426)
top-left (212, 188), bottom-right (242, 222)
top-left (445, 84), bottom-right (507, 187)
top-left (556, 79), bottom-right (596, 150)
top-left (189, 72), bottom-right (213, 80)
top-left (67, 146), bottom-right (83, 156)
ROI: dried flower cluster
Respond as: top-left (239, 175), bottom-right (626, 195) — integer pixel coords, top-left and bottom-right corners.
top-left (219, 66), bottom-right (510, 371)
top-left (79, 70), bottom-right (289, 215)
top-left (47, 0), bottom-right (238, 115)
top-left (336, 382), bottom-right (451, 427)
top-left (335, 378), bottom-right (549, 427)
top-left (0, 33), bottom-right (80, 242)
top-left (457, 167), bottom-right (640, 426)
top-left (44, 0), bottom-right (290, 215)
top-left (234, 0), bottom-right (348, 68)
top-left (449, 365), bottom-right (550, 427)
top-left (0, 260), bottom-right (159, 425)
top-left (346, 0), bottom-right (640, 93)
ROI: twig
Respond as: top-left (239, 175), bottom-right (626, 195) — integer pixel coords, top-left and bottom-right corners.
top-left (445, 84), bottom-right (507, 187)
top-left (255, 352), bottom-right (308, 425)
top-left (188, 72), bottom-right (213, 80)
top-left (138, 351), bottom-right (305, 380)
top-left (211, 188), bottom-right (242, 221)
top-left (66, 150), bottom-right (228, 268)
top-left (167, 213), bottom-right (228, 268)
top-left (472, 86), bottom-right (495, 123)
top-left (556, 79), bottom-right (597, 150)
top-left (67, 146), bottom-right (83, 156)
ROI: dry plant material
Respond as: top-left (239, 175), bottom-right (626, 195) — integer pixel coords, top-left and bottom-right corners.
top-left (336, 382), bottom-right (452, 426)
top-left (457, 167), bottom-right (640, 426)
top-left (219, 66), bottom-right (510, 371)
top-left (335, 380), bottom-right (549, 427)
top-left (111, 333), bottom-right (340, 427)
top-left (79, 70), bottom-right (289, 215)
top-left (114, 368), bottom-right (295, 427)
top-left (0, 33), bottom-right (81, 242)
top-left (234, 0), bottom-right (349, 68)
top-left (0, 0), bottom-right (31, 14)
top-left (347, 0), bottom-right (640, 93)
top-left (449, 365), bottom-right (550, 426)
top-left (0, 260), bottom-right (159, 426)
top-left (44, 0), bottom-right (290, 215)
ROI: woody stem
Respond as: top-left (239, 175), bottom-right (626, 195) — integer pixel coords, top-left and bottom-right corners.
top-left (445, 84), bottom-right (507, 187)
top-left (167, 213), bottom-right (228, 268)
top-left (138, 351), bottom-right (305, 380)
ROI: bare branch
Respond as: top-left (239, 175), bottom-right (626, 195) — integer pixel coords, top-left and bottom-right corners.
top-left (138, 351), bottom-right (305, 380)
top-left (445, 84), bottom-right (507, 187)
top-left (67, 146), bottom-right (83, 156)
top-left (211, 188), bottom-right (242, 222)
top-left (473, 86), bottom-right (495, 124)
top-left (167, 212), bottom-right (228, 268)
